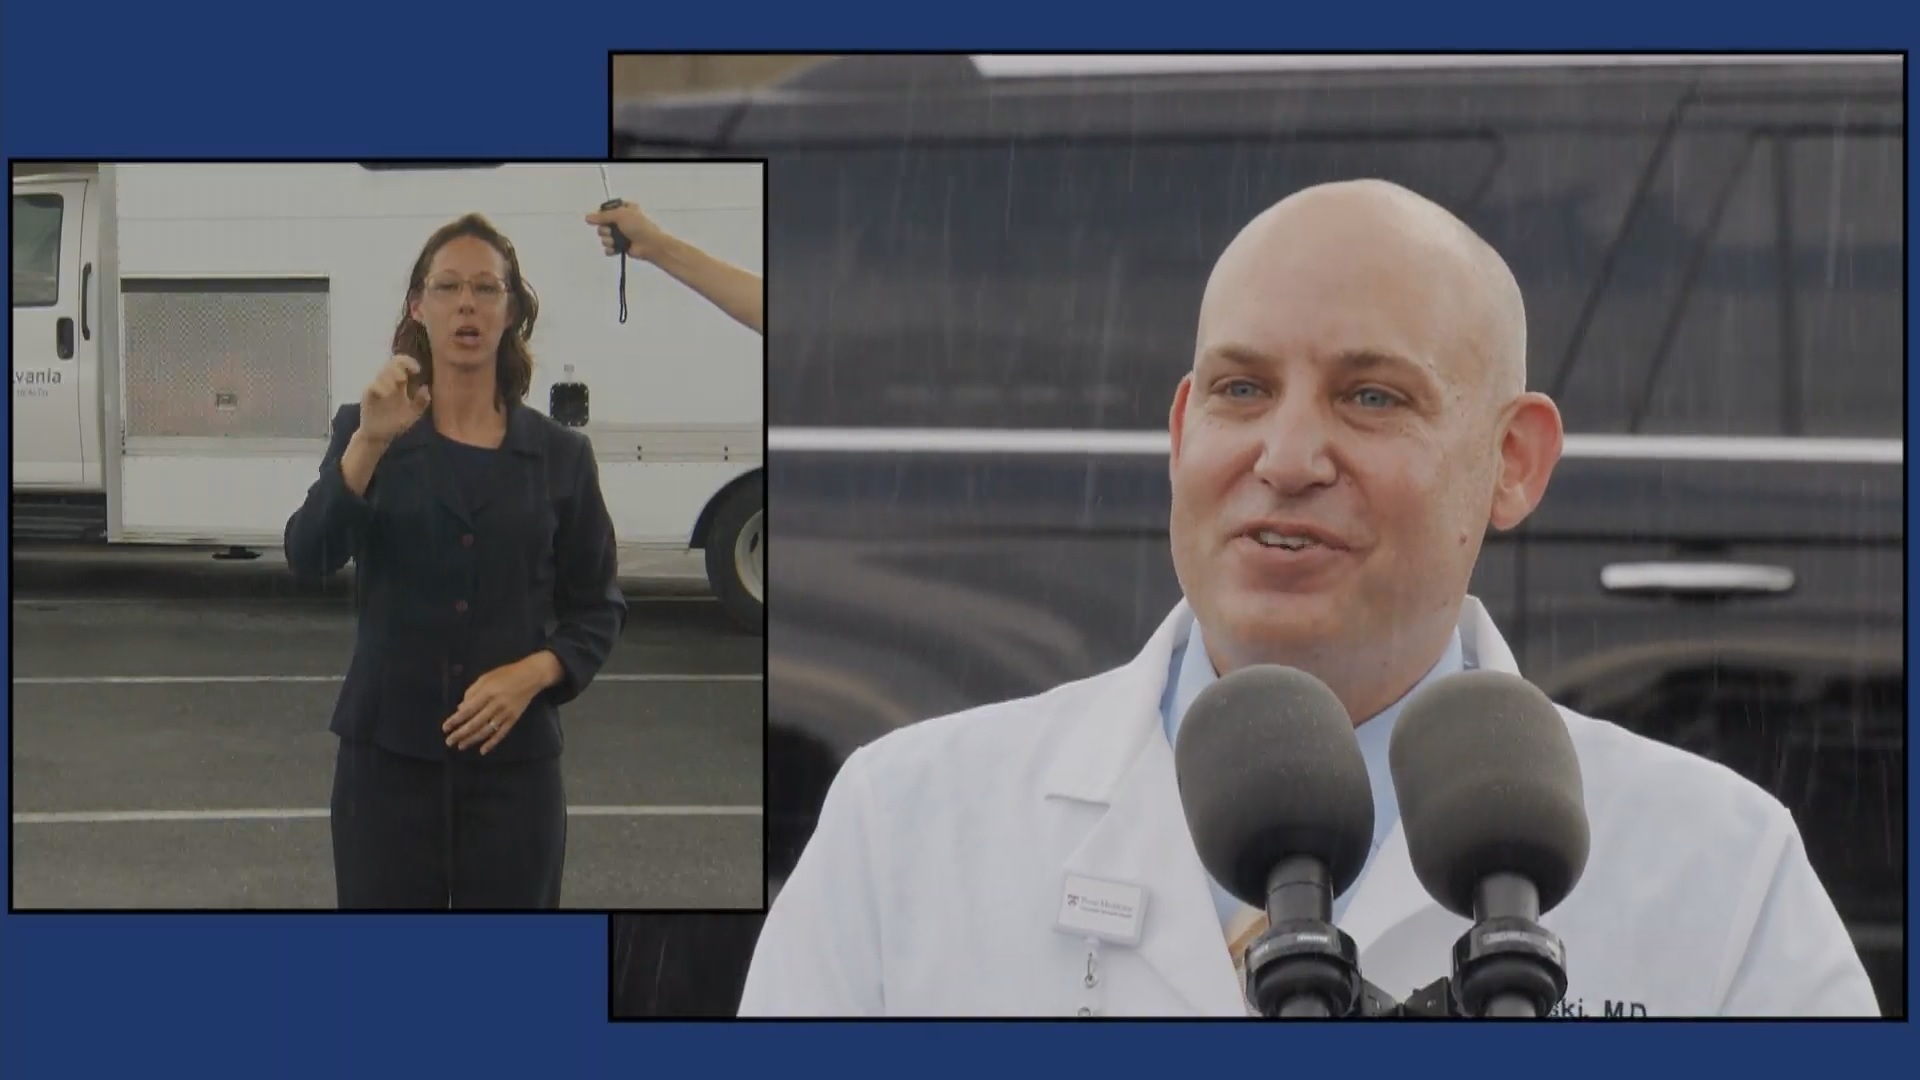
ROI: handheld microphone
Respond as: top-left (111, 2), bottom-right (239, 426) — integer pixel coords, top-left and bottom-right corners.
top-left (597, 165), bottom-right (632, 256)
top-left (1390, 670), bottom-right (1591, 1018)
top-left (597, 165), bottom-right (630, 324)
top-left (1174, 665), bottom-right (1375, 1018)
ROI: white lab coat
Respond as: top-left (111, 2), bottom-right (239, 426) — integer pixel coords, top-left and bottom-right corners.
top-left (742, 597), bottom-right (1880, 1017)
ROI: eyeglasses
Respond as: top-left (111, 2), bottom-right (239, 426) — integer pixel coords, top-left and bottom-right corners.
top-left (424, 275), bottom-right (510, 303)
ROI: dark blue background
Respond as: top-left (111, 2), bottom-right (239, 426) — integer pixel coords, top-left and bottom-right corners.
top-left (3, 3), bottom-right (1915, 1074)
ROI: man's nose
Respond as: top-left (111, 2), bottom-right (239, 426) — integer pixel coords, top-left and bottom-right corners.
top-left (1251, 396), bottom-right (1339, 495)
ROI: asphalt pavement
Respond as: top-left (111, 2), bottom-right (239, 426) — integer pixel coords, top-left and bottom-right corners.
top-left (8, 544), bottom-right (764, 911)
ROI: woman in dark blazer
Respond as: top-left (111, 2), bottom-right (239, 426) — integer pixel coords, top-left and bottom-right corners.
top-left (285, 212), bottom-right (627, 910)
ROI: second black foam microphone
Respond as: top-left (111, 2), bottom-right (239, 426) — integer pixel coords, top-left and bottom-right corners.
top-left (1389, 670), bottom-right (1592, 1018)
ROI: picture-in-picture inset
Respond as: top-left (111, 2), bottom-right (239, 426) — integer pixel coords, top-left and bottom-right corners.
top-left (11, 158), bottom-right (767, 913)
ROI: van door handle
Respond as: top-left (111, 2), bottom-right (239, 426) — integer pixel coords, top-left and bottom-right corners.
top-left (1599, 561), bottom-right (1795, 598)
top-left (57, 317), bottom-right (75, 360)
top-left (81, 263), bottom-right (92, 340)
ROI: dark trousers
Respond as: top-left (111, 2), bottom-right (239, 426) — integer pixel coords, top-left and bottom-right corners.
top-left (329, 738), bottom-right (567, 909)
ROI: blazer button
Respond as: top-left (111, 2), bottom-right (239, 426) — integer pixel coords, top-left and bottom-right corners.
top-left (454, 600), bottom-right (469, 614)
top-left (461, 533), bottom-right (475, 547)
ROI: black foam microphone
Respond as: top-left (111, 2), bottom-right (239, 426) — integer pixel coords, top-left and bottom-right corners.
top-left (1174, 665), bottom-right (1375, 1018)
top-left (1389, 670), bottom-right (1591, 1018)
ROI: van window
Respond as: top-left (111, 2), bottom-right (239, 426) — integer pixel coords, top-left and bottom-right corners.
top-left (1634, 136), bottom-right (1784, 438)
top-left (1446, 132), bottom-right (1668, 419)
top-left (11, 193), bottom-right (63, 307)
top-left (772, 137), bottom-right (1502, 431)
top-left (1543, 123), bottom-right (1774, 436)
top-left (1552, 124), bottom-right (1902, 440)
top-left (770, 107), bottom-right (1896, 441)
top-left (1786, 132), bottom-right (1901, 439)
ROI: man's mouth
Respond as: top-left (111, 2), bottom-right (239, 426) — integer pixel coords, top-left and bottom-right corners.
top-left (1240, 521), bottom-right (1346, 553)
top-left (1251, 530), bottom-right (1323, 552)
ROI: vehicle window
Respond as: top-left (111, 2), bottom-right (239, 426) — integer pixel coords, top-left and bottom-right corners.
top-left (770, 104), bottom-right (1896, 441)
top-left (771, 137), bottom-right (1502, 430)
top-left (1449, 132), bottom-right (1667, 419)
top-left (1556, 123), bottom-right (1903, 440)
top-left (1784, 132), bottom-right (1902, 439)
top-left (12, 193), bottom-right (63, 308)
top-left (1546, 124), bottom-right (1783, 436)
top-left (1633, 136), bottom-right (1783, 437)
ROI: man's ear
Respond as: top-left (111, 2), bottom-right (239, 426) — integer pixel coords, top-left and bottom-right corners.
top-left (1168, 374), bottom-right (1194, 477)
top-left (1489, 392), bottom-right (1563, 531)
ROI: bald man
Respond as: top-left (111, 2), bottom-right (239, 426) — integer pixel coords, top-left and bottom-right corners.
top-left (740, 181), bottom-right (1878, 1018)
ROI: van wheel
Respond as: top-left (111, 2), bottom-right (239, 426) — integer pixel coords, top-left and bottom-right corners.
top-left (703, 474), bottom-right (764, 635)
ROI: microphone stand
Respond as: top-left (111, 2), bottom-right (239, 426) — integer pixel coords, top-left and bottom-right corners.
top-left (1243, 867), bottom-right (1570, 1019)
top-left (1352, 978), bottom-right (1454, 1017)
top-left (1449, 873), bottom-right (1569, 1018)
top-left (1243, 857), bottom-right (1365, 1018)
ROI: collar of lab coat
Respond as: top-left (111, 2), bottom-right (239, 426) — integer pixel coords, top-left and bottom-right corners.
top-left (1037, 594), bottom-right (1522, 1015)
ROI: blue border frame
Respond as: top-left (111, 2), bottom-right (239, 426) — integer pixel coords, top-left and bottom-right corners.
top-left (5, 5), bottom-right (1917, 1075)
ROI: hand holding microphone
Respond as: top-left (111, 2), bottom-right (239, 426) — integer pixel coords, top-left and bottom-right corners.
top-left (583, 171), bottom-right (766, 336)
top-left (586, 181), bottom-right (665, 263)
top-left (587, 166), bottom-right (659, 325)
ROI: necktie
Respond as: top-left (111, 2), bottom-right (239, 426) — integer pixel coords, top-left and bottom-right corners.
top-left (1225, 906), bottom-right (1267, 1016)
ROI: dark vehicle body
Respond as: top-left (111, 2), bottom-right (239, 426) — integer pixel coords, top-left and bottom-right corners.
top-left (612, 53), bottom-right (1905, 1018)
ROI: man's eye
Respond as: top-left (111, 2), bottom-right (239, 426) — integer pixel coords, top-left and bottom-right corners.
top-left (1352, 387), bottom-right (1401, 409)
top-left (1221, 381), bottom-right (1263, 399)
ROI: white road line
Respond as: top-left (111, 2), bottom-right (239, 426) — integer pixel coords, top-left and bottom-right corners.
top-left (12, 673), bottom-right (763, 685)
top-left (14, 806), bottom-right (763, 825)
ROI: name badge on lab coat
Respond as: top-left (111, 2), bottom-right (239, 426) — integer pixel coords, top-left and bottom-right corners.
top-left (1056, 873), bottom-right (1148, 947)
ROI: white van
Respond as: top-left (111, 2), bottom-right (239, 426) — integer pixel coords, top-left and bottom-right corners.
top-left (10, 161), bottom-right (765, 631)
